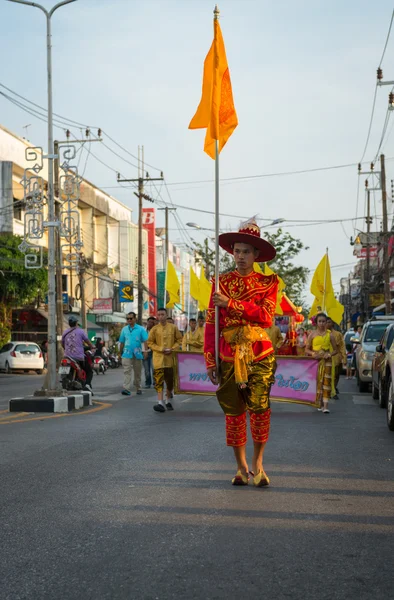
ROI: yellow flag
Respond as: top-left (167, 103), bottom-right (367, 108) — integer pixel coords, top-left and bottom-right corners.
top-left (189, 17), bottom-right (238, 159)
top-left (309, 253), bottom-right (344, 324)
top-left (263, 263), bottom-right (285, 315)
top-left (165, 259), bottom-right (180, 308)
top-left (198, 268), bottom-right (212, 311)
top-left (253, 262), bottom-right (263, 274)
top-left (190, 266), bottom-right (200, 301)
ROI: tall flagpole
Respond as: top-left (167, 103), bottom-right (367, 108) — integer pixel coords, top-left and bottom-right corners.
top-left (213, 5), bottom-right (220, 373)
top-left (214, 139), bottom-right (220, 371)
top-left (323, 247), bottom-right (328, 313)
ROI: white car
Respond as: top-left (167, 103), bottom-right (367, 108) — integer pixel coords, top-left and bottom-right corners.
top-left (0, 341), bottom-right (44, 374)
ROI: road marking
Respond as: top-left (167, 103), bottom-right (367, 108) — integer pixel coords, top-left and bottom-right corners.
top-left (0, 412), bottom-right (29, 423)
top-left (0, 401), bottom-right (112, 425)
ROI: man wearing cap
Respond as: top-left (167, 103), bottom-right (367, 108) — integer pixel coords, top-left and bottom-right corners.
top-left (61, 316), bottom-right (94, 390)
top-left (204, 219), bottom-right (278, 487)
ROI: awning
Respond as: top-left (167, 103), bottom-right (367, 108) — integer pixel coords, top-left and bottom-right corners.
top-left (34, 308), bottom-right (103, 331)
top-left (95, 312), bottom-right (127, 324)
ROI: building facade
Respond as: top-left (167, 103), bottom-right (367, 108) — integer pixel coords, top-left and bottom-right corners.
top-left (0, 124), bottom-right (149, 340)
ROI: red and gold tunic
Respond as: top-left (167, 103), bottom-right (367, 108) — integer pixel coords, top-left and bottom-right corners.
top-left (204, 270), bottom-right (279, 369)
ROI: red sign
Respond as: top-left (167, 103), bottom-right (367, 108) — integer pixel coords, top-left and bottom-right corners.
top-left (358, 246), bottom-right (378, 259)
top-left (92, 298), bottom-right (113, 313)
top-left (142, 208), bottom-right (157, 316)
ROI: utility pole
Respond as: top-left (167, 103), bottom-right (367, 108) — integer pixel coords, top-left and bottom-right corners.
top-left (380, 154), bottom-right (391, 314)
top-left (158, 206), bottom-right (177, 309)
top-left (117, 147), bottom-right (163, 324)
top-left (54, 132), bottom-right (101, 341)
top-left (54, 140), bottom-right (64, 363)
top-left (78, 253), bottom-right (87, 329)
top-left (365, 187), bottom-right (372, 317)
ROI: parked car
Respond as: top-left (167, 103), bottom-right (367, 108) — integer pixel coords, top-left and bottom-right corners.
top-left (372, 323), bottom-right (394, 407)
top-left (0, 341), bottom-right (44, 374)
top-left (354, 318), bottom-right (394, 392)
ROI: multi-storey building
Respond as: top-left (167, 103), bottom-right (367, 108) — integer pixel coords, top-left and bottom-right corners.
top-left (0, 124), bottom-right (149, 342)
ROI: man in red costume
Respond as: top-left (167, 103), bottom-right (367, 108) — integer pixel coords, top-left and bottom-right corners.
top-left (205, 220), bottom-right (278, 487)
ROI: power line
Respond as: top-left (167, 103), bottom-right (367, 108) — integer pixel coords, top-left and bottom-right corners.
top-left (379, 9), bottom-right (394, 68)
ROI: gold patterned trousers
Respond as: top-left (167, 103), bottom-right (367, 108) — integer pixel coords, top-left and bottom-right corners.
top-left (217, 355), bottom-right (276, 447)
top-left (153, 367), bottom-right (174, 393)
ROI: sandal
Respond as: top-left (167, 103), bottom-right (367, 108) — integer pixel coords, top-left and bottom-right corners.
top-left (252, 470), bottom-right (270, 487)
top-left (231, 470), bottom-right (249, 486)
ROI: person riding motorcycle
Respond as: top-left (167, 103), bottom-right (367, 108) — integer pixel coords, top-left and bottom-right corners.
top-left (61, 316), bottom-right (94, 391)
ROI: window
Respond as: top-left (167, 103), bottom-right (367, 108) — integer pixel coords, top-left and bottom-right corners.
top-left (364, 323), bottom-right (390, 343)
top-left (14, 344), bottom-right (40, 354)
top-left (13, 197), bottom-right (22, 221)
top-left (0, 343), bottom-right (13, 353)
top-left (386, 328), bottom-right (394, 351)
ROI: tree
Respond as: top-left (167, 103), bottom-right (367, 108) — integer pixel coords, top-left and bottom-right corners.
top-left (0, 234), bottom-right (48, 345)
top-left (261, 228), bottom-right (309, 306)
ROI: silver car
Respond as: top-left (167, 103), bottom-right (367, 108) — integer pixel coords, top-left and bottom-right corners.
top-left (354, 319), bottom-right (393, 392)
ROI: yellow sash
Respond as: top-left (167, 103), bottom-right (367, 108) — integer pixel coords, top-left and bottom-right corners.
top-left (222, 325), bottom-right (270, 387)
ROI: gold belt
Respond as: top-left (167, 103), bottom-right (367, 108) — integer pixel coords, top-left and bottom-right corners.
top-left (222, 325), bottom-right (270, 387)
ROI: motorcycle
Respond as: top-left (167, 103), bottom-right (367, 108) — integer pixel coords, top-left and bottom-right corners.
top-left (93, 355), bottom-right (106, 375)
top-left (108, 353), bottom-right (120, 368)
top-left (59, 349), bottom-right (94, 391)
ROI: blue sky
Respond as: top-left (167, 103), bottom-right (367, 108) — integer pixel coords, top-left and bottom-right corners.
top-left (1, 0), bottom-right (394, 301)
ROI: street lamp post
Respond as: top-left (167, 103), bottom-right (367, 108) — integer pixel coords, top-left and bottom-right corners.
top-left (8, 0), bottom-right (77, 391)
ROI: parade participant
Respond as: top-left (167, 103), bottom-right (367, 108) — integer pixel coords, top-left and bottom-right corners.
top-left (61, 316), bottom-right (94, 391)
top-left (265, 322), bottom-right (283, 353)
top-left (296, 327), bottom-right (308, 356)
top-left (326, 317), bottom-right (346, 399)
top-left (148, 307), bottom-right (182, 412)
top-left (182, 318), bottom-right (204, 352)
top-left (119, 312), bottom-right (148, 396)
top-left (204, 219), bottom-right (278, 487)
top-left (198, 314), bottom-right (206, 331)
top-left (143, 316), bottom-right (156, 388)
top-left (305, 313), bottom-right (338, 413)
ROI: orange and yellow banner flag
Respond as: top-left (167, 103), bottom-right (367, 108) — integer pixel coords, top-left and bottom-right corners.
top-left (189, 16), bottom-right (238, 158)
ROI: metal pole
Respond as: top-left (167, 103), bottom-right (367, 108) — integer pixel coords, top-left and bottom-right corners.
top-left (366, 189), bottom-right (371, 317)
top-left (380, 154), bottom-right (391, 315)
top-left (322, 248), bottom-right (328, 314)
top-left (8, 0), bottom-right (77, 392)
top-left (54, 140), bottom-right (64, 364)
top-left (45, 11), bottom-right (57, 390)
top-left (214, 141), bottom-right (220, 371)
top-left (137, 176), bottom-right (144, 324)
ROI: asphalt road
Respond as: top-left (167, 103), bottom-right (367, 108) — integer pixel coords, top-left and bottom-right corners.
top-left (1, 375), bottom-right (393, 600)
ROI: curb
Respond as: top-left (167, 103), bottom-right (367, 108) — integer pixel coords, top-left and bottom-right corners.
top-left (9, 391), bottom-right (92, 413)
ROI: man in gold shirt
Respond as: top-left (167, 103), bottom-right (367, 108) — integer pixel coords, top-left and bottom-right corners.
top-left (182, 318), bottom-right (204, 353)
top-left (148, 307), bottom-right (182, 413)
top-left (265, 323), bottom-right (283, 353)
top-left (326, 318), bottom-right (346, 400)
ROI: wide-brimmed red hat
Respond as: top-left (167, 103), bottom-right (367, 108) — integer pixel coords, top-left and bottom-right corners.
top-left (219, 220), bottom-right (276, 262)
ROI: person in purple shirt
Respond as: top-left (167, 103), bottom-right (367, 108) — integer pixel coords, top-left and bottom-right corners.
top-left (62, 316), bottom-right (94, 389)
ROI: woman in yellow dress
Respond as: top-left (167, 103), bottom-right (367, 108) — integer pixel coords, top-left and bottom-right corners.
top-left (306, 313), bottom-right (338, 413)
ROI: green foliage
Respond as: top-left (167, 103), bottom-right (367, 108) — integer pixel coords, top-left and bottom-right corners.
top-left (261, 228), bottom-right (309, 306)
top-left (0, 234), bottom-right (48, 307)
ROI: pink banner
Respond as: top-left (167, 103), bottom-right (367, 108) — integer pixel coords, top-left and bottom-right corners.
top-left (271, 357), bottom-right (319, 405)
top-left (175, 352), bottom-right (217, 395)
top-left (174, 353), bottom-right (320, 406)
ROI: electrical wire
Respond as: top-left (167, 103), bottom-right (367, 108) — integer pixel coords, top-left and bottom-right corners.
top-left (379, 9), bottom-right (394, 68)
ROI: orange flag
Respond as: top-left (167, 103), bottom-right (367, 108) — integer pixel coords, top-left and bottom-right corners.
top-left (189, 16), bottom-right (238, 159)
